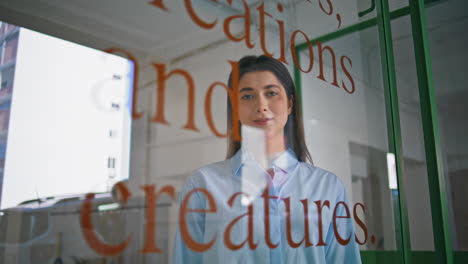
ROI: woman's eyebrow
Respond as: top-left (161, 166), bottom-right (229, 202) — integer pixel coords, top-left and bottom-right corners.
top-left (239, 85), bottom-right (280, 93)
top-left (264, 84), bottom-right (281, 90)
top-left (239, 87), bottom-right (254, 93)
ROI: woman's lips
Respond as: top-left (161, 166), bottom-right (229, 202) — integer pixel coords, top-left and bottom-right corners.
top-left (253, 118), bottom-right (273, 125)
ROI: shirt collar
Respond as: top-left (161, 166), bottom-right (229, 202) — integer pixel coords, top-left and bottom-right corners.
top-left (230, 148), bottom-right (299, 176)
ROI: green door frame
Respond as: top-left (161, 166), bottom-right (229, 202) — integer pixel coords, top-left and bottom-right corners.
top-left (293, 0), bottom-right (453, 263)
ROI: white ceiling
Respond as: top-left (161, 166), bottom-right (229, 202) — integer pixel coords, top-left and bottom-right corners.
top-left (0, 0), bottom-right (303, 62)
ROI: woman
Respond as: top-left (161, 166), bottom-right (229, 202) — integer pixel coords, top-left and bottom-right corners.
top-left (173, 55), bottom-right (361, 263)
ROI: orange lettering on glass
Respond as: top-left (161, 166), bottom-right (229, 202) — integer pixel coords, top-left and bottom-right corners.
top-left (80, 193), bottom-right (132, 256)
top-left (81, 184), bottom-right (371, 256)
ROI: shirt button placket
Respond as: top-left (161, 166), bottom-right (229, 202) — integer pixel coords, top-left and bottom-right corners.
top-left (269, 187), bottom-right (283, 264)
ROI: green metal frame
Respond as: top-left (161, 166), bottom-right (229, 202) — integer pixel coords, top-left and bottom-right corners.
top-left (375, 0), bottom-right (412, 263)
top-left (408, 0), bottom-right (453, 263)
top-left (293, 1), bottom-right (457, 263)
top-left (360, 251), bottom-right (467, 263)
top-left (358, 0), bottom-right (376, 17)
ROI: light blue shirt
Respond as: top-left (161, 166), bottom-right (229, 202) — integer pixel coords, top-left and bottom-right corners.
top-left (172, 149), bottom-right (362, 264)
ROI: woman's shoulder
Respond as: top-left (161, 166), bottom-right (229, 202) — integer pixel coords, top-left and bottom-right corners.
top-left (182, 159), bottom-right (232, 188)
top-left (296, 161), bottom-right (336, 176)
top-left (194, 159), bottom-right (231, 178)
top-left (295, 161), bottom-right (346, 189)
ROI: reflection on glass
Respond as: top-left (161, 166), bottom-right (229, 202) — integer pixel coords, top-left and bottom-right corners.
top-left (390, 13), bottom-right (435, 253)
top-left (426, 0), bottom-right (468, 252)
top-left (1, 27), bottom-right (133, 209)
top-left (171, 55), bottom-right (361, 263)
top-left (0, 0), bottom-right (428, 262)
top-left (0, 22), bottom-right (5, 37)
top-left (297, 10), bottom-right (403, 259)
top-left (3, 37), bottom-right (18, 65)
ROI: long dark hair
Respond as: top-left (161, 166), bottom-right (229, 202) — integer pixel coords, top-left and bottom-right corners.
top-left (226, 55), bottom-right (313, 164)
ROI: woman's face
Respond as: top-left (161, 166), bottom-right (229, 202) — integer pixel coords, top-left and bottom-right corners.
top-left (237, 71), bottom-right (293, 139)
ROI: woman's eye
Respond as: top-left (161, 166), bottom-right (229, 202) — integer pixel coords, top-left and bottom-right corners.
top-left (266, 91), bottom-right (278, 97)
top-left (241, 94), bottom-right (254, 100)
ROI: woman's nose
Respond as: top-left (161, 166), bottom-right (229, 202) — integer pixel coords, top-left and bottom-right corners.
top-left (255, 97), bottom-right (268, 112)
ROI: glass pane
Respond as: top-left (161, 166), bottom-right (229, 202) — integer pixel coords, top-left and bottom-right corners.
top-left (425, 0), bottom-right (468, 256)
top-left (296, 2), bottom-right (404, 263)
top-left (0, 0), bottom-right (409, 262)
top-left (391, 12), bottom-right (436, 261)
top-left (0, 24), bottom-right (134, 263)
top-left (389, 0), bottom-right (408, 11)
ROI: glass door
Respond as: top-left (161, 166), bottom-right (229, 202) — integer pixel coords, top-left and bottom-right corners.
top-left (293, 0), bottom-right (413, 263)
